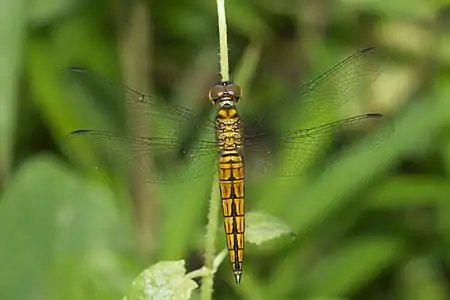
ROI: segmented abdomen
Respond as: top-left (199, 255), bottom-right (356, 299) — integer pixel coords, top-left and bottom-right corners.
top-left (218, 151), bottom-right (244, 283)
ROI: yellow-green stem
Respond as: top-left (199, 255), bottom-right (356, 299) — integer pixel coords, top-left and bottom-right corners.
top-left (216, 0), bottom-right (230, 81)
top-left (200, 1), bottom-right (230, 298)
top-left (200, 176), bottom-right (220, 300)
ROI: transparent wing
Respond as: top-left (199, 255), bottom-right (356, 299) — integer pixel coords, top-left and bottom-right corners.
top-left (61, 67), bottom-right (219, 183)
top-left (243, 113), bottom-right (394, 178)
top-left (295, 47), bottom-right (381, 123)
top-left (244, 47), bottom-right (382, 128)
top-left (61, 67), bottom-right (216, 135)
top-left (64, 129), bottom-right (218, 183)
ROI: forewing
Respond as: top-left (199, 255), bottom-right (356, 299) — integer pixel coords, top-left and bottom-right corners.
top-left (243, 47), bottom-right (384, 130)
top-left (295, 47), bottom-right (382, 124)
top-left (64, 129), bottom-right (218, 183)
top-left (61, 67), bottom-right (216, 136)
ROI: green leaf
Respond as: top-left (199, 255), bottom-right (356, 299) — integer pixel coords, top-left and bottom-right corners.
top-left (245, 211), bottom-right (293, 245)
top-left (397, 257), bottom-right (448, 300)
top-left (367, 176), bottom-right (450, 207)
top-left (29, 0), bottom-right (77, 24)
top-left (304, 236), bottom-right (403, 297)
top-left (0, 154), bottom-right (121, 299)
top-left (0, 0), bottom-right (27, 182)
top-left (124, 260), bottom-right (198, 300)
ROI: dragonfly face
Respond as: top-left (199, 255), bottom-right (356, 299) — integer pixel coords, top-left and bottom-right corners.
top-left (208, 81), bottom-right (241, 106)
top-left (62, 47), bottom-right (394, 283)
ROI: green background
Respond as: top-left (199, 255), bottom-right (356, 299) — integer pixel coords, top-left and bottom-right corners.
top-left (1, 0), bottom-right (450, 299)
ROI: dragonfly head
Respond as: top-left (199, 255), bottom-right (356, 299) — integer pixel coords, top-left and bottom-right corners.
top-left (208, 81), bottom-right (241, 106)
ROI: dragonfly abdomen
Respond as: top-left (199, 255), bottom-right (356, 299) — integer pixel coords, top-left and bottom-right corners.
top-left (218, 151), bottom-right (245, 284)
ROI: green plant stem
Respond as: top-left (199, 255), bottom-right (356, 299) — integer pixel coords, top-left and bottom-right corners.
top-left (186, 267), bottom-right (211, 280)
top-left (216, 0), bottom-right (230, 81)
top-left (200, 177), bottom-right (221, 300)
top-left (213, 249), bottom-right (228, 272)
top-left (200, 1), bottom-right (230, 298)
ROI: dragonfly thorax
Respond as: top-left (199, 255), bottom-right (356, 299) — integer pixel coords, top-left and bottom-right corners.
top-left (216, 107), bottom-right (243, 151)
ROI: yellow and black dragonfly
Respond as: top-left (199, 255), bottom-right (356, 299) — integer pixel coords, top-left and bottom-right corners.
top-left (62, 47), bottom-right (393, 284)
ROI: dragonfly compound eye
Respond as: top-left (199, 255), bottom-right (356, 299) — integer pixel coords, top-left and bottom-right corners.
top-left (208, 82), bottom-right (242, 103)
top-left (225, 83), bottom-right (241, 99)
top-left (209, 85), bottom-right (226, 102)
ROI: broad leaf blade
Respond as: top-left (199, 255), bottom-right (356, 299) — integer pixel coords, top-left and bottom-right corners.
top-left (246, 211), bottom-right (293, 245)
top-left (124, 260), bottom-right (198, 300)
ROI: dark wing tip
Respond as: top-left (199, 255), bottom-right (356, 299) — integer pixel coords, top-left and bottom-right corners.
top-left (366, 113), bottom-right (395, 135)
top-left (59, 66), bottom-right (89, 74)
top-left (361, 47), bottom-right (376, 53)
top-left (366, 113), bottom-right (384, 118)
top-left (67, 66), bottom-right (88, 73)
top-left (65, 129), bottom-right (92, 137)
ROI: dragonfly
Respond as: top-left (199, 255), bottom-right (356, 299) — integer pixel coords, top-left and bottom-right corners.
top-left (63, 47), bottom-right (393, 284)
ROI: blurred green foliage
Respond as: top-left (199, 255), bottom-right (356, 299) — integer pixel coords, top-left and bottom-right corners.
top-left (1, 0), bottom-right (450, 299)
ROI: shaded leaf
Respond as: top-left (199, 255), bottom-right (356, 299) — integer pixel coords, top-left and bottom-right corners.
top-left (304, 236), bottom-right (403, 297)
top-left (0, 155), bottom-right (121, 299)
top-left (124, 260), bottom-right (198, 300)
top-left (30, 0), bottom-right (77, 24)
top-left (398, 257), bottom-right (448, 300)
top-left (245, 211), bottom-right (293, 245)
